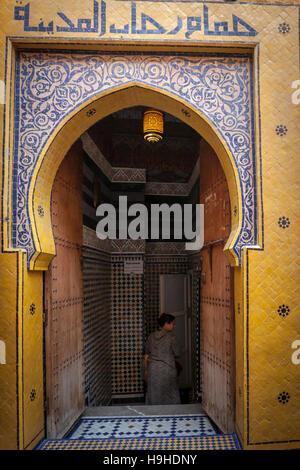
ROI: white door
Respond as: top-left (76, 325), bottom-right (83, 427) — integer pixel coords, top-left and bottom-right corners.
top-left (159, 274), bottom-right (192, 389)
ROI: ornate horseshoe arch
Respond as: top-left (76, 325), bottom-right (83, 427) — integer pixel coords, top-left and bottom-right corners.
top-left (6, 52), bottom-right (258, 269)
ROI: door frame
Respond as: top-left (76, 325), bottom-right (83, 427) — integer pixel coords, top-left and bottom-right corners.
top-left (159, 273), bottom-right (193, 390)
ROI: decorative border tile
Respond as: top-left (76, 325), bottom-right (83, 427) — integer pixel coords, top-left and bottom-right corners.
top-left (145, 242), bottom-right (187, 255)
top-left (13, 52), bottom-right (256, 264)
top-left (35, 434), bottom-right (242, 450)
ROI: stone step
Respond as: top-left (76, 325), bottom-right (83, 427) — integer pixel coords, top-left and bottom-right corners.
top-left (83, 403), bottom-right (206, 417)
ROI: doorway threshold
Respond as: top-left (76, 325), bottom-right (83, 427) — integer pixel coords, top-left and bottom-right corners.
top-left (36, 404), bottom-right (242, 449)
top-left (83, 403), bottom-right (206, 417)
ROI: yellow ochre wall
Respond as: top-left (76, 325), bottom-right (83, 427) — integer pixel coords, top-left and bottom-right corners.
top-left (0, 0), bottom-right (299, 450)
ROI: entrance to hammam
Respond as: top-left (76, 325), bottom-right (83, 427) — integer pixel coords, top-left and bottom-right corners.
top-left (44, 105), bottom-right (235, 439)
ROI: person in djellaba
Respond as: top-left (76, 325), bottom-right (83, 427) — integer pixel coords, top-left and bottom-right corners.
top-left (144, 313), bottom-right (182, 405)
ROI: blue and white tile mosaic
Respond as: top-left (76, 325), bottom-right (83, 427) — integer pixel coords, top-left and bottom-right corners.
top-left (67, 415), bottom-right (217, 439)
top-left (13, 52), bottom-right (256, 265)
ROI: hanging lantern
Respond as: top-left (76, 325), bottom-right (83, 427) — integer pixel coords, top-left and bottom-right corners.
top-left (143, 109), bottom-right (163, 143)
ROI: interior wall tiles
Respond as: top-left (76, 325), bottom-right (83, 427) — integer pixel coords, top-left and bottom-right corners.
top-left (111, 240), bottom-right (145, 254)
top-left (111, 255), bottom-right (144, 400)
top-left (82, 144), bottom-right (112, 406)
top-left (82, 246), bottom-right (111, 406)
top-left (13, 52), bottom-right (255, 265)
top-left (83, 225), bottom-right (111, 253)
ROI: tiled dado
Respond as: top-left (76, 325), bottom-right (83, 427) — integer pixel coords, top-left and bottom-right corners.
top-left (111, 255), bottom-right (144, 398)
top-left (83, 247), bottom-right (111, 406)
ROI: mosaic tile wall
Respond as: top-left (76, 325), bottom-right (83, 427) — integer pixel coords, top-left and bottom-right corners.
top-left (104, 251), bottom-right (203, 402)
top-left (82, 151), bottom-right (112, 406)
top-left (111, 255), bottom-right (144, 401)
top-left (82, 247), bottom-right (112, 406)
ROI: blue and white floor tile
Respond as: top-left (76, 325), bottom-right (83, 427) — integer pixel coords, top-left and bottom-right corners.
top-left (67, 415), bottom-right (217, 439)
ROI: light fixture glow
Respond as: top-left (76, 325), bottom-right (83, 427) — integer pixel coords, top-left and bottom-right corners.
top-left (143, 109), bottom-right (163, 143)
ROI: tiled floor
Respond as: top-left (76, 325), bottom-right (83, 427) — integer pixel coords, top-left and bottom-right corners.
top-left (35, 404), bottom-right (242, 450)
top-left (67, 415), bottom-right (217, 439)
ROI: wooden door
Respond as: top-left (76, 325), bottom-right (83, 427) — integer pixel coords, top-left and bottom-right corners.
top-left (199, 140), bottom-right (235, 433)
top-left (45, 142), bottom-right (85, 438)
